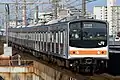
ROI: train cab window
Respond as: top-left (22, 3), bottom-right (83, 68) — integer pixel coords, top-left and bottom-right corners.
top-left (69, 21), bottom-right (107, 48)
top-left (69, 22), bottom-right (81, 40)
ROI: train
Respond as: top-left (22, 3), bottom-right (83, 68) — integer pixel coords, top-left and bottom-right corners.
top-left (8, 19), bottom-right (109, 73)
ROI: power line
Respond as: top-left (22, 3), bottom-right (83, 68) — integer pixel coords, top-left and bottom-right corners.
top-left (64, 0), bottom-right (97, 9)
top-left (0, 2), bottom-right (52, 5)
top-left (65, 0), bottom-right (79, 6)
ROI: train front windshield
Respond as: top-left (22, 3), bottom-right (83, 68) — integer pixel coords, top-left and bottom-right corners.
top-left (69, 21), bottom-right (107, 48)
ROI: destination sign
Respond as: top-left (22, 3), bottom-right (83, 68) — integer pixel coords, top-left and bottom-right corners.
top-left (83, 23), bottom-right (93, 28)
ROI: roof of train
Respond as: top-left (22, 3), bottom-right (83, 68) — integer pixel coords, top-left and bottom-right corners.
top-left (9, 19), bottom-right (107, 30)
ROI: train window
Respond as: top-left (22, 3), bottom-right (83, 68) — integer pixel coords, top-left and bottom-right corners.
top-left (56, 32), bottom-right (58, 43)
top-left (41, 32), bottom-right (43, 42)
top-left (31, 33), bottom-right (32, 40)
top-left (40, 32), bottom-right (42, 41)
top-left (69, 21), bottom-right (107, 48)
top-left (63, 30), bottom-right (66, 54)
top-left (58, 31), bottom-right (60, 43)
top-left (32, 32), bottom-right (34, 40)
top-left (47, 32), bottom-right (50, 42)
top-left (53, 32), bottom-right (56, 42)
top-left (39, 32), bottom-right (41, 41)
top-left (45, 32), bottom-right (47, 42)
top-left (70, 30), bottom-right (81, 40)
top-left (69, 22), bottom-right (81, 40)
top-left (52, 32), bottom-right (54, 42)
top-left (43, 32), bottom-right (44, 42)
top-left (60, 32), bottom-right (63, 43)
top-left (34, 32), bottom-right (36, 41)
top-left (46, 32), bottom-right (48, 51)
top-left (69, 22), bottom-right (81, 30)
top-left (43, 32), bottom-right (45, 50)
top-left (37, 32), bottom-right (39, 41)
top-left (39, 32), bottom-right (42, 50)
top-left (82, 22), bottom-right (107, 40)
top-left (39, 32), bottom-right (40, 41)
top-left (36, 32), bottom-right (38, 41)
top-left (30, 33), bottom-right (32, 40)
top-left (46, 32), bottom-right (48, 41)
top-left (35, 32), bottom-right (37, 41)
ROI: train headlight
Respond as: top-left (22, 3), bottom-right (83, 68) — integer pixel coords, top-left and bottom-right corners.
top-left (76, 51), bottom-right (79, 54)
top-left (97, 51), bottom-right (100, 54)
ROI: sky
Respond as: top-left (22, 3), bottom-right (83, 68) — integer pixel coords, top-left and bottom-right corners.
top-left (0, 0), bottom-right (119, 19)
top-left (87, 0), bottom-right (120, 12)
top-left (0, 0), bottom-right (119, 12)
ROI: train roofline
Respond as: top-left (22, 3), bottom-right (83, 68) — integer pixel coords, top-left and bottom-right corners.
top-left (69, 19), bottom-right (108, 23)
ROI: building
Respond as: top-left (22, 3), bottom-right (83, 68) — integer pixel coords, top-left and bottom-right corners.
top-left (9, 20), bottom-right (22, 28)
top-left (93, 0), bottom-right (120, 36)
top-left (93, 6), bottom-right (107, 21)
top-left (58, 8), bottom-right (94, 20)
top-left (34, 12), bottom-right (53, 25)
top-left (107, 0), bottom-right (116, 6)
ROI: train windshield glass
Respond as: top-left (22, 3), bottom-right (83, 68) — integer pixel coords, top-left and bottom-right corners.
top-left (69, 21), bottom-right (107, 48)
top-left (69, 22), bottom-right (81, 40)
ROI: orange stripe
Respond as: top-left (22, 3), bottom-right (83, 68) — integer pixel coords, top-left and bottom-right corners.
top-left (69, 50), bottom-right (107, 55)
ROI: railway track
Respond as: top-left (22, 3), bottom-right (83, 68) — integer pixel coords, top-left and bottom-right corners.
top-left (1, 39), bottom-right (118, 80)
top-left (12, 46), bottom-right (118, 80)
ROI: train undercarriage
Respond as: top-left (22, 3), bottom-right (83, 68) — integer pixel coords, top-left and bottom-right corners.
top-left (9, 42), bottom-right (107, 75)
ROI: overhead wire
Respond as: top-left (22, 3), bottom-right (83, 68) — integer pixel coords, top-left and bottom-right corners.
top-left (65, 0), bottom-right (79, 6)
top-left (64, 0), bottom-right (97, 9)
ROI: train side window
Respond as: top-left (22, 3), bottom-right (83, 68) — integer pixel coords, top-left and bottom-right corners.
top-left (39, 32), bottom-right (42, 50)
top-left (31, 33), bottom-right (33, 40)
top-left (35, 32), bottom-right (37, 41)
top-left (46, 32), bottom-right (48, 51)
top-left (39, 32), bottom-right (41, 41)
top-left (52, 32), bottom-right (54, 42)
top-left (41, 32), bottom-right (42, 41)
top-left (34, 32), bottom-right (36, 41)
top-left (37, 32), bottom-right (39, 41)
top-left (33, 32), bottom-right (35, 41)
top-left (32, 32), bottom-right (34, 41)
top-left (56, 32), bottom-right (58, 43)
top-left (44, 32), bottom-right (46, 42)
top-left (41, 32), bottom-right (43, 42)
top-left (30, 33), bottom-right (31, 40)
top-left (39, 32), bottom-right (40, 41)
top-left (31, 33), bottom-right (32, 40)
top-left (60, 31), bottom-right (63, 43)
top-left (43, 32), bottom-right (45, 51)
top-left (47, 32), bottom-right (50, 42)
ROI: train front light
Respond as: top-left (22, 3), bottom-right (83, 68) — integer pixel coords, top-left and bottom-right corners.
top-left (97, 51), bottom-right (100, 54)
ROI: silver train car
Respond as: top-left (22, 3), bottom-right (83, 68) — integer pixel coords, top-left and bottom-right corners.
top-left (8, 19), bottom-right (109, 73)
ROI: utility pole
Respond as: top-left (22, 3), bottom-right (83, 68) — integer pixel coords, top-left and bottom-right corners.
top-left (35, 6), bottom-right (39, 24)
top-left (54, 1), bottom-right (58, 19)
top-left (117, 8), bottom-right (119, 34)
top-left (5, 4), bottom-right (10, 46)
top-left (15, 0), bottom-right (18, 27)
top-left (82, 0), bottom-right (86, 18)
top-left (52, 0), bottom-right (60, 19)
top-left (22, 0), bottom-right (27, 26)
